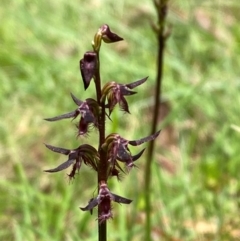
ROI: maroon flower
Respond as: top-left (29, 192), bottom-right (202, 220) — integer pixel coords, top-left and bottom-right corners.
top-left (101, 77), bottom-right (148, 115)
top-left (100, 24), bottom-right (124, 43)
top-left (79, 51), bottom-right (97, 90)
top-left (80, 182), bottom-right (132, 223)
top-left (102, 130), bottom-right (161, 177)
top-left (44, 143), bottom-right (99, 179)
top-left (92, 24), bottom-right (124, 52)
top-left (44, 93), bottom-right (99, 136)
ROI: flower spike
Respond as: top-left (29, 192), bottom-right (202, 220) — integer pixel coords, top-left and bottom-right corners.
top-left (44, 23), bottom-right (160, 226)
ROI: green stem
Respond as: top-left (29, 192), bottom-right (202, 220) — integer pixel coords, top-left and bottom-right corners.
top-left (145, 1), bottom-right (168, 240)
top-left (95, 52), bottom-right (107, 241)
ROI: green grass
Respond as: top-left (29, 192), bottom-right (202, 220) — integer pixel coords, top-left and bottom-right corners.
top-left (1, 0), bottom-right (240, 240)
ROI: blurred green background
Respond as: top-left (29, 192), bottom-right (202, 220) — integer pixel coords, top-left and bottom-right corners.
top-left (1, 0), bottom-right (240, 240)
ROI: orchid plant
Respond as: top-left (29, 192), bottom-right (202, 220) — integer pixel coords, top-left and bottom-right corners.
top-left (44, 24), bottom-right (160, 241)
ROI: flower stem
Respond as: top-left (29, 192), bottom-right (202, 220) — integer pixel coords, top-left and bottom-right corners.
top-left (95, 52), bottom-right (108, 241)
top-left (98, 221), bottom-right (107, 241)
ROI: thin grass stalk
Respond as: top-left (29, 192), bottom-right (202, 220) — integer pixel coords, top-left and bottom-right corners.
top-left (145, 0), bottom-right (168, 240)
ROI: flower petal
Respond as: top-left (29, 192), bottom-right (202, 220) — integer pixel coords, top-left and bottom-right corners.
top-left (77, 117), bottom-right (89, 136)
top-left (116, 143), bottom-right (132, 162)
top-left (119, 85), bottom-right (137, 96)
top-left (119, 97), bottom-right (130, 113)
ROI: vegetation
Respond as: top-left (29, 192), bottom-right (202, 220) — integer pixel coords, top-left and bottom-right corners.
top-left (0, 0), bottom-right (239, 240)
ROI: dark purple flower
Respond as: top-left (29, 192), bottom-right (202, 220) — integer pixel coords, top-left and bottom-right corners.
top-left (80, 182), bottom-right (132, 223)
top-left (92, 24), bottom-right (124, 52)
top-left (102, 130), bottom-right (160, 176)
top-left (44, 93), bottom-right (99, 136)
top-left (79, 51), bottom-right (97, 90)
top-left (44, 143), bottom-right (99, 179)
top-left (100, 24), bottom-right (124, 43)
top-left (101, 77), bottom-right (148, 115)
